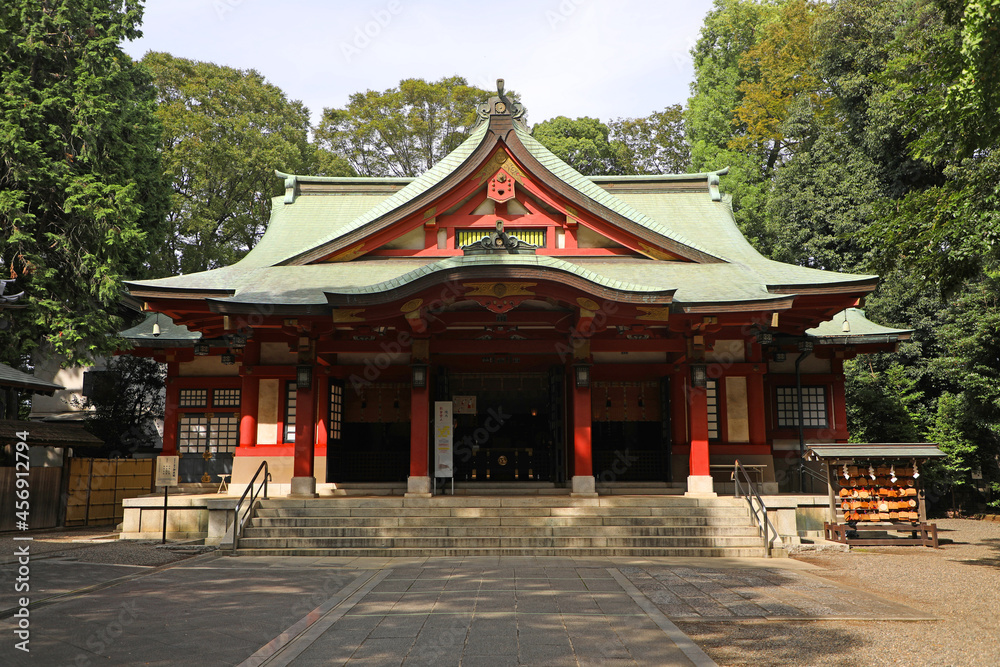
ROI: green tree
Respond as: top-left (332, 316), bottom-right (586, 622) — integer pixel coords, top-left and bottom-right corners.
top-left (315, 77), bottom-right (493, 177)
top-left (685, 0), bottom-right (783, 251)
top-left (608, 105), bottom-right (691, 174)
top-left (142, 52), bottom-right (315, 276)
top-left (0, 0), bottom-right (169, 365)
top-left (532, 116), bottom-right (626, 175)
top-left (83, 355), bottom-right (165, 456)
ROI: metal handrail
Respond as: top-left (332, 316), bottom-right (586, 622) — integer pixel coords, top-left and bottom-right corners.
top-left (733, 459), bottom-right (779, 557)
top-left (799, 463), bottom-right (828, 490)
top-left (231, 461), bottom-right (270, 554)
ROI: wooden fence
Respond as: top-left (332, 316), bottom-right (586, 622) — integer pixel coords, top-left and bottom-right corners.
top-left (0, 467), bottom-right (62, 531)
top-left (65, 458), bottom-right (154, 527)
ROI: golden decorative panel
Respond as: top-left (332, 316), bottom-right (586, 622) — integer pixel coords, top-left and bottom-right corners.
top-left (636, 306), bottom-right (671, 321)
top-left (463, 282), bottom-right (536, 298)
top-left (400, 298), bottom-right (424, 313)
top-left (332, 308), bottom-right (365, 323)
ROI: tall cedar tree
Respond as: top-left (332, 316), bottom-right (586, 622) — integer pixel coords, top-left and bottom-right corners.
top-left (0, 1), bottom-right (168, 366)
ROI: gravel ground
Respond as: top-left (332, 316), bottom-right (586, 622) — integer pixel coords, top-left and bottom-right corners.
top-left (0, 526), bottom-right (212, 568)
top-left (678, 518), bottom-right (1000, 667)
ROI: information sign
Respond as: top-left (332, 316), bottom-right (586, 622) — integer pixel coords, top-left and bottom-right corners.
top-left (434, 401), bottom-right (454, 478)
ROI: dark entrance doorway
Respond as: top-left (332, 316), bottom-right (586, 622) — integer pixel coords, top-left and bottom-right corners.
top-left (590, 378), bottom-right (671, 482)
top-left (446, 372), bottom-right (564, 482)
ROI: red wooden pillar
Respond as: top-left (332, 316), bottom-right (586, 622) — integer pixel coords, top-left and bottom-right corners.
top-left (292, 381), bottom-right (315, 478)
top-left (239, 342), bottom-right (259, 448)
top-left (687, 376), bottom-right (715, 496)
top-left (162, 361), bottom-right (179, 456)
top-left (572, 382), bottom-right (592, 478)
top-left (747, 372), bottom-right (767, 446)
top-left (407, 372), bottom-right (430, 495)
top-left (290, 366), bottom-right (318, 497)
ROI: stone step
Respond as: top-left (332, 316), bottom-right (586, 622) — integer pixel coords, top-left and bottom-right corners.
top-left (252, 506), bottom-right (750, 519)
top-left (233, 546), bottom-right (767, 558)
top-left (249, 515), bottom-right (754, 528)
top-left (235, 535), bottom-right (763, 549)
top-left (241, 525), bottom-right (761, 539)
top-left (256, 496), bottom-right (741, 509)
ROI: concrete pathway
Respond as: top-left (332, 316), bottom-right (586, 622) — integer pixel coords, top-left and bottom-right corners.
top-left (1, 554), bottom-right (930, 666)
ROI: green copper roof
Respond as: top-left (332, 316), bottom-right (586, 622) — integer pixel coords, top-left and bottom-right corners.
top-left (324, 254), bottom-right (672, 298)
top-left (806, 308), bottom-right (913, 343)
top-left (513, 125), bottom-right (722, 261)
top-left (239, 194), bottom-right (393, 270)
top-left (280, 123), bottom-right (492, 265)
top-left (806, 443), bottom-right (944, 460)
top-left (0, 362), bottom-right (63, 393)
top-left (120, 312), bottom-right (202, 346)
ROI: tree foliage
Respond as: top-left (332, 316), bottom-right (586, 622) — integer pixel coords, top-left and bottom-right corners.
top-left (0, 0), bottom-right (169, 365)
top-left (83, 355), bottom-right (165, 456)
top-left (608, 105), bottom-right (691, 174)
top-left (687, 0), bottom-right (1000, 506)
top-left (315, 77), bottom-right (492, 177)
top-left (533, 108), bottom-right (691, 176)
top-left (142, 52), bottom-right (315, 276)
top-left (532, 116), bottom-right (626, 175)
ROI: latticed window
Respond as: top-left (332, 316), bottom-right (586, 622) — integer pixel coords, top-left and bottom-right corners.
top-left (284, 381), bottom-right (297, 443)
top-left (177, 414), bottom-right (239, 453)
top-left (178, 389), bottom-right (207, 408)
top-left (706, 380), bottom-right (720, 440)
top-left (776, 386), bottom-right (828, 427)
top-left (329, 380), bottom-right (343, 441)
top-left (455, 228), bottom-right (545, 248)
top-left (213, 388), bottom-right (241, 407)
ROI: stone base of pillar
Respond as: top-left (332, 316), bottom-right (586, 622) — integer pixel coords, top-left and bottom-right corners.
top-left (288, 476), bottom-right (318, 498)
top-left (405, 475), bottom-right (432, 498)
top-left (570, 475), bottom-right (598, 497)
top-left (684, 474), bottom-right (717, 497)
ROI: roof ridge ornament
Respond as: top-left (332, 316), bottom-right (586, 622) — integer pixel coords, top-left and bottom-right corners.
top-left (476, 78), bottom-right (526, 125)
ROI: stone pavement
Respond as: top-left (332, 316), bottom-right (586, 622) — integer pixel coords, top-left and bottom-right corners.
top-left (1, 553), bottom-right (931, 666)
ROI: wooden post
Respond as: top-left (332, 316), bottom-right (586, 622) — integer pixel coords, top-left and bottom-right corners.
top-left (572, 381), bottom-right (592, 478)
top-left (161, 362), bottom-right (180, 456)
top-left (686, 377), bottom-right (715, 496)
top-left (827, 461), bottom-right (837, 525)
top-left (239, 342), bottom-right (260, 448)
top-left (409, 382), bottom-right (429, 478)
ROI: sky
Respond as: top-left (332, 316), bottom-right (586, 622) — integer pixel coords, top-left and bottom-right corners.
top-left (122, 0), bottom-right (717, 127)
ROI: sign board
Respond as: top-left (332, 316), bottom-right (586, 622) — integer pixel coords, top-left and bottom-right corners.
top-left (154, 456), bottom-right (179, 487)
top-left (434, 401), bottom-right (454, 478)
top-left (453, 395), bottom-right (477, 414)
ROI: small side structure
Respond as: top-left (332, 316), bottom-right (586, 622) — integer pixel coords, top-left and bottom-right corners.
top-left (808, 443), bottom-right (946, 547)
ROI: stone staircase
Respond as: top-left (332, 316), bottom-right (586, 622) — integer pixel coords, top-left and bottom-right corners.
top-left (233, 495), bottom-right (768, 558)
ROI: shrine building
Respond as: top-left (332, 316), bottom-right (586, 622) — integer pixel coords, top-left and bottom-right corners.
top-left (124, 85), bottom-right (909, 498)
